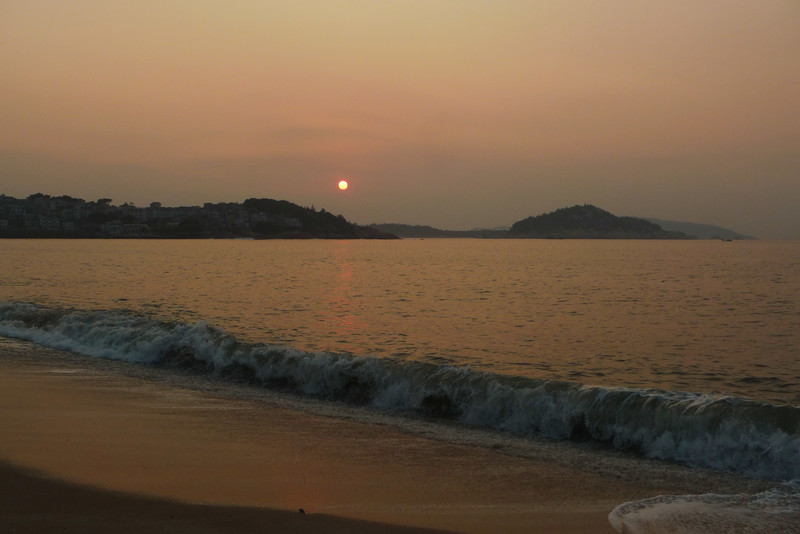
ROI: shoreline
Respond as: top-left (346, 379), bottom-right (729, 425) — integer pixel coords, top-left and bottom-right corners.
top-left (0, 337), bottom-right (769, 533)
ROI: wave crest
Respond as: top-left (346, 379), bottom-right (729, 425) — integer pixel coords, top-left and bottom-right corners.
top-left (1, 301), bottom-right (798, 481)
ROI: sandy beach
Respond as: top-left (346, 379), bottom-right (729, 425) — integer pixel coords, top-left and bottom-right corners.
top-left (0, 337), bottom-right (767, 533)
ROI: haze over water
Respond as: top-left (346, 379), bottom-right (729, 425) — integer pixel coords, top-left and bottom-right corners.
top-left (3, 2), bottom-right (800, 238)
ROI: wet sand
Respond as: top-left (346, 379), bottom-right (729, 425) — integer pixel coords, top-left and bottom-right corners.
top-left (1, 462), bottom-right (449, 534)
top-left (0, 338), bottom-right (766, 533)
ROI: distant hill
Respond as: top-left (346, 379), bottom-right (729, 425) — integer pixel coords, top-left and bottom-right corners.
top-left (369, 223), bottom-right (508, 238)
top-left (509, 205), bottom-right (691, 239)
top-left (642, 217), bottom-right (755, 240)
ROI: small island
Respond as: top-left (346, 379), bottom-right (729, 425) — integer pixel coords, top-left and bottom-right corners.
top-left (0, 193), bottom-right (397, 239)
top-left (507, 204), bottom-right (691, 239)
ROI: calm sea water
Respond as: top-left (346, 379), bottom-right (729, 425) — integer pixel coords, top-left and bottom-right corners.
top-left (1, 238), bottom-right (798, 405)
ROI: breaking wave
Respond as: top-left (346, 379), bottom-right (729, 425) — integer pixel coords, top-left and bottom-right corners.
top-left (2, 301), bottom-right (799, 481)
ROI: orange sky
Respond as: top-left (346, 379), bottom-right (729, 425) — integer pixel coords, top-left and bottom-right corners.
top-left (2, 1), bottom-right (799, 237)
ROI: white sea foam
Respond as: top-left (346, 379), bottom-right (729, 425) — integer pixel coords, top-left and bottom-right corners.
top-left (2, 301), bottom-right (799, 482)
top-left (609, 481), bottom-right (800, 533)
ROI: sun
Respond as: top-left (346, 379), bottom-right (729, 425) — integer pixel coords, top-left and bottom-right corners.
top-left (338, 180), bottom-right (349, 191)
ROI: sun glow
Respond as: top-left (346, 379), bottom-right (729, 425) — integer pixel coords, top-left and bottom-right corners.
top-left (338, 180), bottom-right (349, 191)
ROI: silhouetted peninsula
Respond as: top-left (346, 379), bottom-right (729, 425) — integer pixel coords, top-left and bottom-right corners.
top-left (373, 205), bottom-right (693, 239)
top-left (0, 193), bottom-right (397, 239)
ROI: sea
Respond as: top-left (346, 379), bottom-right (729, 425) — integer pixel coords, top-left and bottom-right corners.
top-left (1, 238), bottom-right (799, 532)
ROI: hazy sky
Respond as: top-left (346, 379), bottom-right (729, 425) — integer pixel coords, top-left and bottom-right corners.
top-left (2, 1), bottom-right (799, 237)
